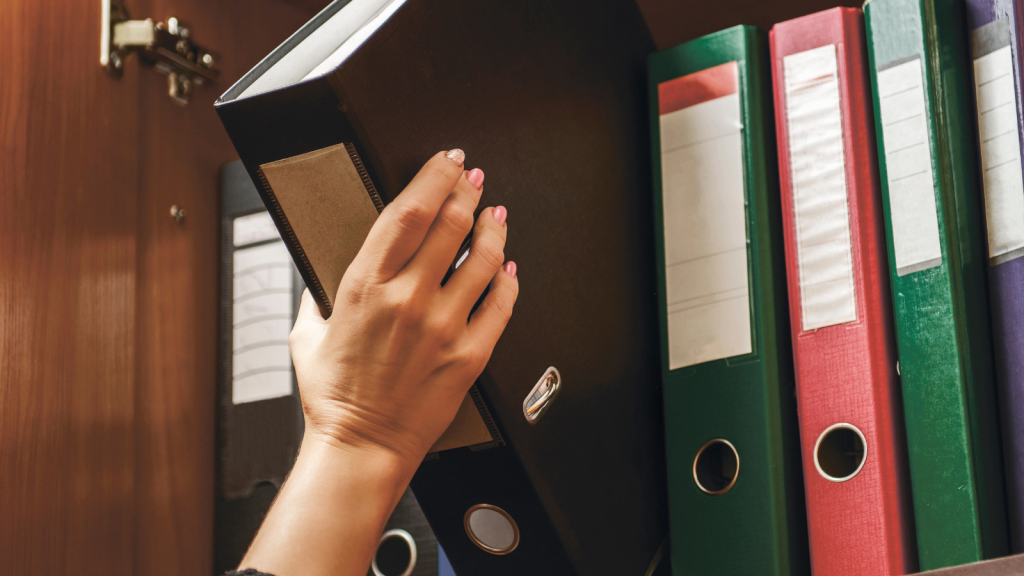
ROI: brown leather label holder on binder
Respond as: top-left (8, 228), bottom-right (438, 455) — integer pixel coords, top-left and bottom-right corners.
top-left (258, 143), bottom-right (382, 315)
top-left (257, 143), bottom-right (501, 455)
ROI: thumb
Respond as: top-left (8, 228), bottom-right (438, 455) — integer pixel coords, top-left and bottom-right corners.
top-left (289, 289), bottom-right (329, 356)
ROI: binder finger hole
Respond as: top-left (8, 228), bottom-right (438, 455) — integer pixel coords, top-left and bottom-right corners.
top-left (692, 439), bottom-right (739, 496)
top-left (814, 423), bottom-right (867, 482)
top-left (464, 504), bottom-right (520, 555)
top-left (372, 529), bottom-right (417, 576)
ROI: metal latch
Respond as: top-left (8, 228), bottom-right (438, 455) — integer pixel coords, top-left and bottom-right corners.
top-left (101, 0), bottom-right (219, 106)
top-left (523, 367), bottom-right (561, 424)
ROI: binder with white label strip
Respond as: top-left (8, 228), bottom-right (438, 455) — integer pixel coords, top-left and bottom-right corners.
top-left (649, 25), bottom-right (808, 576)
top-left (770, 8), bottom-right (918, 576)
top-left (865, 0), bottom-right (1009, 568)
top-left (216, 160), bottom-right (306, 574)
top-left (966, 0), bottom-right (1024, 555)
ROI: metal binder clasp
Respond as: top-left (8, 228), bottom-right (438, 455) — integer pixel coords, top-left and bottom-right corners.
top-left (523, 367), bottom-right (560, 424)
top-left (101, 0), bottom-right (219, 105)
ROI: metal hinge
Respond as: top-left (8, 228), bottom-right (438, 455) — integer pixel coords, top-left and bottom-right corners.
top-left (100, 0), bottom-right (219, 106)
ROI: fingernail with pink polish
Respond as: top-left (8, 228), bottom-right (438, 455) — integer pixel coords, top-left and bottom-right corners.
top-left (505, 261), bottom-right (517, 277)
top-left (467, 168), bottom-right (485, 190)
top-left (446, 148), bottom-right (465, 166)
top-left (493, 205), bottom-right (507, 226)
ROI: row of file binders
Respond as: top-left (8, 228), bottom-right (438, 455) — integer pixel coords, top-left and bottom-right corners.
top-left (650, 2), bottom-right (1024, 574)
top-left (214, 0), bottom-right (1024, 573)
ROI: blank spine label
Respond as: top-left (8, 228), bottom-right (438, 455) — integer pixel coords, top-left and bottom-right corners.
top-left (973, 17), bottom-right (1024, 265)
top-left (783, 45), bottom-right (858, 331)
top-left (658, 61), bottom-right (752, 370)
top-left (876, 56), bottom-right (943, 276)
top-left (232, 229), bottom-right (294, 404)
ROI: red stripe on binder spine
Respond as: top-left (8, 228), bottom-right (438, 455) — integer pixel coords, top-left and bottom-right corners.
top-left (658, 61), bottom-right (738, 115)
top-left (770, 8), bottom-right (917, 576)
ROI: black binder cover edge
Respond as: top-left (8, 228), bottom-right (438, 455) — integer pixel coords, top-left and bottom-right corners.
top-left (219, 0), bottom-right (354, 104)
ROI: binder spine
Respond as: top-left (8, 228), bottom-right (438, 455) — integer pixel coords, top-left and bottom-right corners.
top-left (866, 0), bottom-right (1009, 567)
top-left (410, 443), bottom-right (577, 576)
top-left (967, 0), bottom-right (1024, 555)
top-left (216, 161), bottom-right (306, 573)
top-left (650, 25), bottom-right (808, 576)
top-left (991, 251), bottom-right (1024, 555)
top-left (771, 8), bottom-right (916, 576)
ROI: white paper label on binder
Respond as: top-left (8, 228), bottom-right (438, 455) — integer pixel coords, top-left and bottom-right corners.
top-left (232, 238), bottom-right (294, 404)
top-left (233, 210), bottom-right (281, 247)
top-left (876, 57), bottom-right (942, 276)
top-left (783, 45), bottom-right (858, 331)
top-left (973, 39), bottom-right (1024, 265)
top-left (658, 61), bottom-right (752, 370)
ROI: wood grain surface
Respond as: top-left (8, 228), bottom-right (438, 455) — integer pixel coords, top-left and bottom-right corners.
top-left (133, 2), bottom-right (312, 574)
top-left (0, 0), bottom-right (313, 573)
top-left (0, 0), bottom-right (140, 573)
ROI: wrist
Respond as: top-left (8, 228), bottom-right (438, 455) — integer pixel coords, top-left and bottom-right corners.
top-left (298, 429), bottom-right (421, 494)
top-left (301, 404), bottom-right (430, 472)
top-left (241, 430), bottom-right (418, 575)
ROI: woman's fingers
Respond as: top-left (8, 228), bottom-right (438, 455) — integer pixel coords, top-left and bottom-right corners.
top-left (465, 261), bottom-right (519, 351)
top-left (404, 168), bottom-right (485, 286)
top-left (353, 150), bottom-right (466, 281)
top-left (442, 205), bottom-right (507, 316)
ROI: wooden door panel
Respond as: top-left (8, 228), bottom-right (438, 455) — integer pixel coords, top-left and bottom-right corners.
top-left (133, 1), bottom-right (313, 574)
top-left (0, 0), bottom-right (140, 574)
top-left (0, 0), bottom-right (313, 573)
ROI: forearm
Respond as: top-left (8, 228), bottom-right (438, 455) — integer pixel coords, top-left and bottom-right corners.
top-left (240, 432), bottom-right (417, 576)
top-left (240, 151), bottom-right (517, 574)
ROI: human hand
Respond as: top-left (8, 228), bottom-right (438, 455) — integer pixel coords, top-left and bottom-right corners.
top-left (288, 149), bottom-right (518, 470)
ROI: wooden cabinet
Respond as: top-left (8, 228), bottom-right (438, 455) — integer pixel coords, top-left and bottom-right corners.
top-left (0, 0), bottom-right (316, 573)
top-left (0, 0), bottom-right (857, 573)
